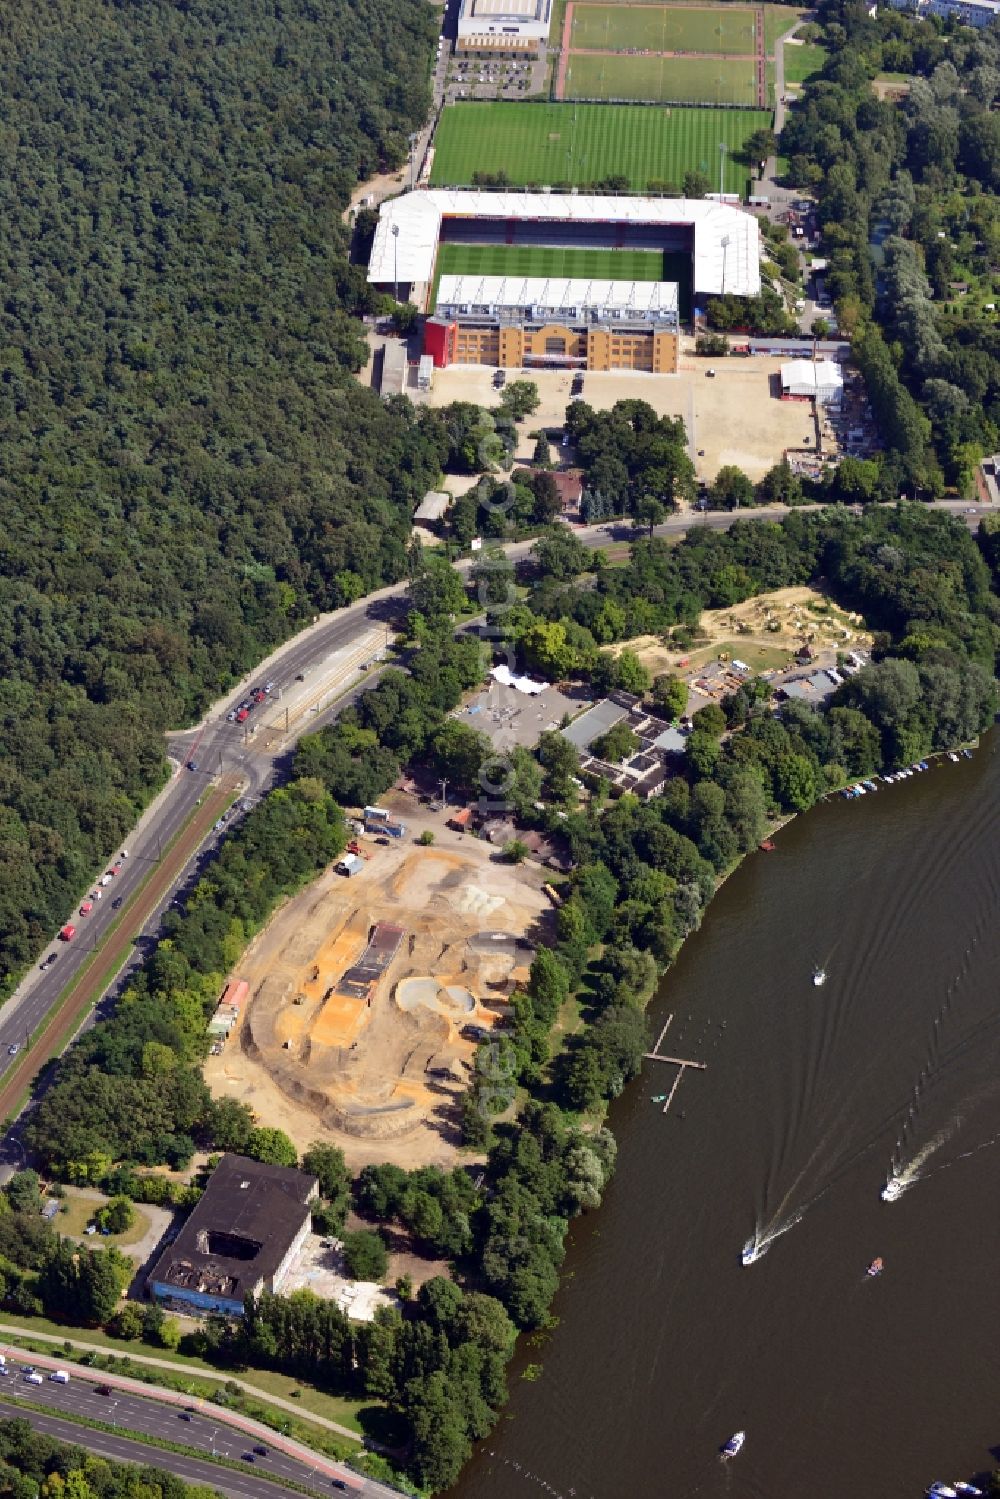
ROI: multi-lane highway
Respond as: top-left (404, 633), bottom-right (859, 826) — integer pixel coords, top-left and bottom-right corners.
top-left (0, 1357), bottom-right (396, 1497)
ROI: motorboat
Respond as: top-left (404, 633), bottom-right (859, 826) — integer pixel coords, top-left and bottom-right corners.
top-left (721, 1431), bottom-right (746, 1459)
top-left (926, 1485), bottom-right (958, 1498)
top-left (954, 1484), bottom-right (984, 1496)
top-left (881, 1178), bottom-right (903, 1202)
top-left (866, 1257), bottom-right (884, 1278)
top-left (741, 1242), bottom-right (762, 1267)
top-left (812, 967), bottom-right (827, 987)
top-left (948, 751), bottom-right (960, 763)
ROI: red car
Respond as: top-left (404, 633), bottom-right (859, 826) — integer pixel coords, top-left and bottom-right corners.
top-left (236, 708), bottom-right (249, 723)
top-left (79, 901), bottom-right (93, 916)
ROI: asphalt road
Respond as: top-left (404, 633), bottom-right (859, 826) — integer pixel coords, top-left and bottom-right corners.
top-left (0, 1374), bottom-right (387, 1497)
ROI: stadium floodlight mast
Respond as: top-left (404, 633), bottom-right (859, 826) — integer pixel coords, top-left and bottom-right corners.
top-left (719, 140), bottom-right (726, 197)
top-left (392, 222), bottom-right (400, 303)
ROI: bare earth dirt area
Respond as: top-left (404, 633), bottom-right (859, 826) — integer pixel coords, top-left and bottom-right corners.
top-left (612, 586), bottom-right (873, 679)
top-left (425, 347), bottom-right (815, 481)
top-left (206, 838), bottom-right (550, 1170)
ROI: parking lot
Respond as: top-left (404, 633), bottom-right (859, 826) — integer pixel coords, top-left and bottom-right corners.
top-left (443, 51), bottom-right (547, 103)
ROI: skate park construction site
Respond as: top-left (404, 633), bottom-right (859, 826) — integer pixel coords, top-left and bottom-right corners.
top-left (205, 837), bottom-right (551, 1166)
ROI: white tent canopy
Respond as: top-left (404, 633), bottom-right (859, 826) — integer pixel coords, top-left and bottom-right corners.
top-left (781, 358), bottom-right (844, 402)
top-left (491, 664), bottom-right (548, 695)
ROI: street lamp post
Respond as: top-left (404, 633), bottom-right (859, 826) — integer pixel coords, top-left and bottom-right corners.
top-left (392, 223), bottom-right (400, 304)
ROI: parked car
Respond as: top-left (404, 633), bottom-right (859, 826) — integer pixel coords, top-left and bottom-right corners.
top-left (186, 760), bottom-right (198, 772)
top-left (111, 896), bottom-right (123, 910)
top-left (8, 1044), bottom-right (20, 1057)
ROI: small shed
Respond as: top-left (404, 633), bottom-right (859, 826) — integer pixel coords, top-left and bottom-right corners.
top-left (448, 808), bottom-right (474, 831)
top-left (413, 491), bottom-right (451, 525)
top-left (336, 853), bottom-right (365, 878)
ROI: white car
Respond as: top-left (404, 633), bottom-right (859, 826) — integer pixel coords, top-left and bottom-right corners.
top-left (99, 874), bottom-right (112, 887)
top-left (8, 1044), bottom-right (19, 1057)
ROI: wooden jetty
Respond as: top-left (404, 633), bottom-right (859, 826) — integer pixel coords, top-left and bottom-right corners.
top-left (644, 1013), bottom-right (707, 1114)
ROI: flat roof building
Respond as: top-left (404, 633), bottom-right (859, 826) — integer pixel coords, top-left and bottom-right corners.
top-left (456, 0), bottom-right (553, 53)
top-left (148, 1155), bottom-right (318, 1317)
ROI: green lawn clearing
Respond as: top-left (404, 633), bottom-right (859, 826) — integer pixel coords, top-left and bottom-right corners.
top-left (52, 1192), bottom-right (152, 1251)
top-left (781, 40), bottom-right (827, 83)
top-left (430, 102), bottom-right (772, 194)
top-left (565, 51), bottom-right (759, 106)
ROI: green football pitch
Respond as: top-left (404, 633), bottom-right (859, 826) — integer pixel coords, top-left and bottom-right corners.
top-left (429, 102), bottom-right (770, 194)
top-left (564, 52), bottom-right (758, 106)
top-left (431, 242), bottom-right (693, 319)
top-left (569, 4), bottom-right (758, 55)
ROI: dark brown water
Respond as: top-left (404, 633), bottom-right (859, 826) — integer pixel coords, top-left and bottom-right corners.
top-left (453, 737), bottom-right (1000, 1499)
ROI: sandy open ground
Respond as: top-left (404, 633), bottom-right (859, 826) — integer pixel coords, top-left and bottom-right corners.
top-left (425, 344), bottom-right (815, 481)
top-left (206, 831), bottom-right (550, 1170)
top-left (612, 586), bottom-right (873, 683)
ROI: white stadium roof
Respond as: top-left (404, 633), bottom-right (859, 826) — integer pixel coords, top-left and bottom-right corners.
top-left (368, 190), bottom-right (761, 299)
top-left (435, 273), bottom-right (679, 319)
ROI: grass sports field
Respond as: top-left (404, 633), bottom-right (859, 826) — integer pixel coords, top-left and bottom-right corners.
top-left (565, 52), bottom-right (758, 105)
top-left (429, 102), bottom-right (771, 194)
top-left (569, 3), bottom-right (757, 54)
top-left (431, 242), bottom-right (694, 318)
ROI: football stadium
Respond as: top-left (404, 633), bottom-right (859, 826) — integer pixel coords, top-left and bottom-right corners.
top-left (367, 188), bottom-right (761, 374)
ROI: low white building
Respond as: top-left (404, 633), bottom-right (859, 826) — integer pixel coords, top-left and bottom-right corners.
top-left (456, 0), bottom-right (553, 53)
top-left (883, 0), bottom-right (1000, 22)
top-left (781, 358), bottom-right (844, 404)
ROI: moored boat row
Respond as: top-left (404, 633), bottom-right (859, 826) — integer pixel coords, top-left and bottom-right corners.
top-left (840, 748), bottom-right (974, 799)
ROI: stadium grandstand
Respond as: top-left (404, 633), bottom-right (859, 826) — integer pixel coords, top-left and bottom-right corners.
top-left (367, 189), bottom-right (760, 374)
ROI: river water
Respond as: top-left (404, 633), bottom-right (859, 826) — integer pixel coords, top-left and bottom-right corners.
top-left (452, 737), bottom-right (1000, 1499)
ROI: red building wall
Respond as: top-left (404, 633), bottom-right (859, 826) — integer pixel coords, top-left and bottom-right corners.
top-left (423, 318), bottom-right (455, 368)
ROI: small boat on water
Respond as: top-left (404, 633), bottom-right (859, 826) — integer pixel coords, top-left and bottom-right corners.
top-left (881, 1178), bottom-right (903, 1202)
top-left (866, 1256), bottom-right (884, 1278)
top-left (926, 1484), bottom-right (959, 1498)
top-left (948, 751), bottom-right (960, 763)
top-left (954, 1483), bottom-right (984, 1496)
top-left (812, 966), bottom-right (827, 987)
top-left (759, 838), bottom-right (776, 851)
top-left (721, 1431), bottom-right (746, 1459)
top-left (962, 747), bottom-right (973, 759)
top-left (741, 1242), bottom-right (762, 1267)
top-left (651, 1094), bottom-right (667, 1103)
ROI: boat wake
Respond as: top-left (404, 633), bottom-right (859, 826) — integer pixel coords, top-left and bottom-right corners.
top-left (882, 1126), bottom-right (954, 1202)
top-left (741, 1209), bottom-right (806, 1266)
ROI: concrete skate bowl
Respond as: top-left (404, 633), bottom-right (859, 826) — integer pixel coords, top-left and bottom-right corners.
top-left (396, 976), bottom-right (476, 1019)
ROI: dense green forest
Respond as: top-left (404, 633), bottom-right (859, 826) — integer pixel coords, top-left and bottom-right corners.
top-left (0, 0), bottom-right (442, 992)
top-left (779, 0), bottom-right (1000, 495)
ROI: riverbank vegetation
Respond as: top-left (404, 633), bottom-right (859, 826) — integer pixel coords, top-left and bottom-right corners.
top-left (0, 0), bottom-right (441, 997)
